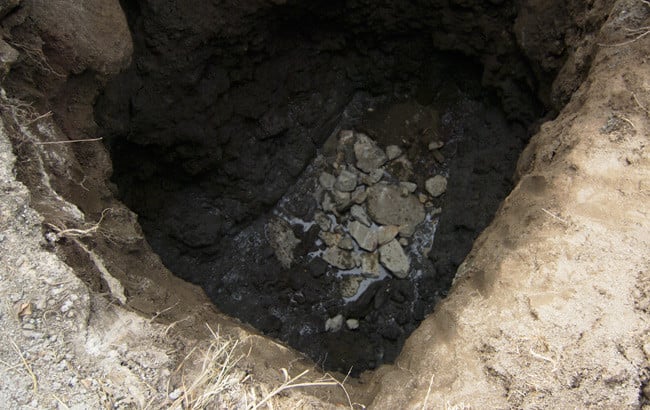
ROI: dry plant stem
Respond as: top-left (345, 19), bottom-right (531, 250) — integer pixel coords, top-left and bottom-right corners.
top-left (250, 368), bottom-right (344, 410)
top-left (46, 208), bottom-right (112, 240)
top-left (421, 373), bottom-right (435, 410)
top-left (10, 339), bottom-right (38, 395)
top-left (541, 208), bottom-right (569, 225)
top-left (35, 137), bottom-right (103, 145)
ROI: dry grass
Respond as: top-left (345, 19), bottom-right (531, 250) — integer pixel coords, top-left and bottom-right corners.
top-left (166, 324), bottom-right (357, 410)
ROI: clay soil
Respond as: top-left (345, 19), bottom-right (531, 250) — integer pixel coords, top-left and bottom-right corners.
top-left (1, 0), bottom-right (649, 409)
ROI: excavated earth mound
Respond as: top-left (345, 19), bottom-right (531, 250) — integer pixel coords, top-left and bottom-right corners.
top-left (0, 0), bottom-right (649, 408)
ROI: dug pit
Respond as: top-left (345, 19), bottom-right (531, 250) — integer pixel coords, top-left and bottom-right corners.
top-left (5, 1), bottom-right (648, 408)
top-left (94, 1), bottom-right (539, 373)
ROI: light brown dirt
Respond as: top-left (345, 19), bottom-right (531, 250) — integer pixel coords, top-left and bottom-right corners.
top-left (0, 0), bottom-right (649, 409)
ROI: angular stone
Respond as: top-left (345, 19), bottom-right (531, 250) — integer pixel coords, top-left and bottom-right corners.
top-left (322, 247), bottom-right (356, 270)
top-left (366, 183), bottom-right (425, 235)
top-left (432, 150), bottom-right (445, 164)
top-left (339, 129), bottom-right (354, 144)
top-left (322, 192), bottom-right (335, 213)
top-left (338, 236), bottom-right (355, 250)
top-left (266, 218), bottom-right (301, 269)
top-left (361, 168), bottom-right (384, 186)
top-left (360, 251), bottom-right (381, 278)
top-left (334, 169), bottom-right (357, 192)
top-left (428, 140), bottom-right (444, 150)
top-left (425, 175), bottom-right (447, 197)
top-left (341, 275), bottom-right (363, 298)
top-left (376, 225), bottom-right (400, 245)
top-left (386, 145), bottom-right (402, 160)
top-left (351, 186), bottom-right (367, 204)
top-left (379, 239), bottom-right (410, 278)
top-left (319, 172), bottom-right (336, 190)
top-left (348, 220), bottom-right (377, 252)
top-left (387, 156), bottom-right (414, 181)
top-left (346, 319), bottom-right (360, 330)
top-left (350, 205), bottom-right (371, 227)
top-left (399, 238), bottom-right (409, 247)
top-left (314, 211), bottom-right (332, 231)
top-left (319, 231), bottom-right (341, 247)
top-left (400, 181), bottom-right (417, 194)
top-left (325, 314), bottom-right (344, 332)
top-left (354, 134), bottom-right (387, 173)
top-left (418, 193), bottom-right (428, 204)
top-left (332, 189), bottom-right (351, 211)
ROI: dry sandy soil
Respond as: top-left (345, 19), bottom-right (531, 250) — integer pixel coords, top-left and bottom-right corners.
top-left (0, 0), bottom-right (649, 409)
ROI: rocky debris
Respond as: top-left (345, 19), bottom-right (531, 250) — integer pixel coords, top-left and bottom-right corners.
top-left (349, 220), bottom-right (378, 252)
top-left (366, 183), bottom-right (425, 237)
top-left (425, 175), bottom-right (448, 197)
top-left (361, 252), bottom-right (381, 277)
top-left (266, 218), bottom-right (300, 268)
top-left (346, 319), bottom-right (359, 330)
top-left (325, 314), bottom-right (344, 332)
top-left (281, 129), bottom-right (446, 302)
top-left (379, 239), bottom-right (410, 278)
top-left (350, 204), bottom-right (371, 226)
top-left (323, 247), bottom-right (358, 270)
top-left (334, 169), bottom-right (358, 192)
top-left (354, 134), bottom-right (388, 173)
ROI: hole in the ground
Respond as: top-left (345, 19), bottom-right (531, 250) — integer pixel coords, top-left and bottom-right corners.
top-left (95, 1), bottom-right (543, 375)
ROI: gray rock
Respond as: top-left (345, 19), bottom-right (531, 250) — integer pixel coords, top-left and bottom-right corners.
top-left (350, 205), bottom-right (371, 226)
top-left (366, 183), bottom-right (425, 236)
top-left (322, 247), bottom-right (357, 270)
top-left (325, 314), bottom-right (344, 332)
top-left (399, 238), bottom-right (409, 247)
top-left (340, 275), bottom-right (363, 298)
top-left (361, 168), bottom-right (384, 185)
top-left (346, 319), bottom-right (360, 330)
top-left (425, 175), bottom-right (447, 197)
top-left (319, 172), bottom-right (336, 190)
top-left (376, 225), bottom-right (400, 245)
top-left (351, 186), bottom-right (368, 204)
top-left (379, 239), bottom-right (410, 278)
top-left (348, 220), bottom-right (378, 252)
top-left (354, 134), bottom-right (387, 173)
top-left (334, 169), bottom-right (357, 192)
top-left (360, 251), bottom-right (381, 278)
top-left (386, 145), bottom-right (402, 160)
top-left (266, 218), bottom-right (301, 269)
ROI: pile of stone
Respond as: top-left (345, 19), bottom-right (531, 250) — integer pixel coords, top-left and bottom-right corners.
top-left (315, 130), bottom-right (447, 296)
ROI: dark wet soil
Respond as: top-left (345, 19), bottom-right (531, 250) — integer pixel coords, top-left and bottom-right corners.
top-left (106, 68), bottom-right (527, 373)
